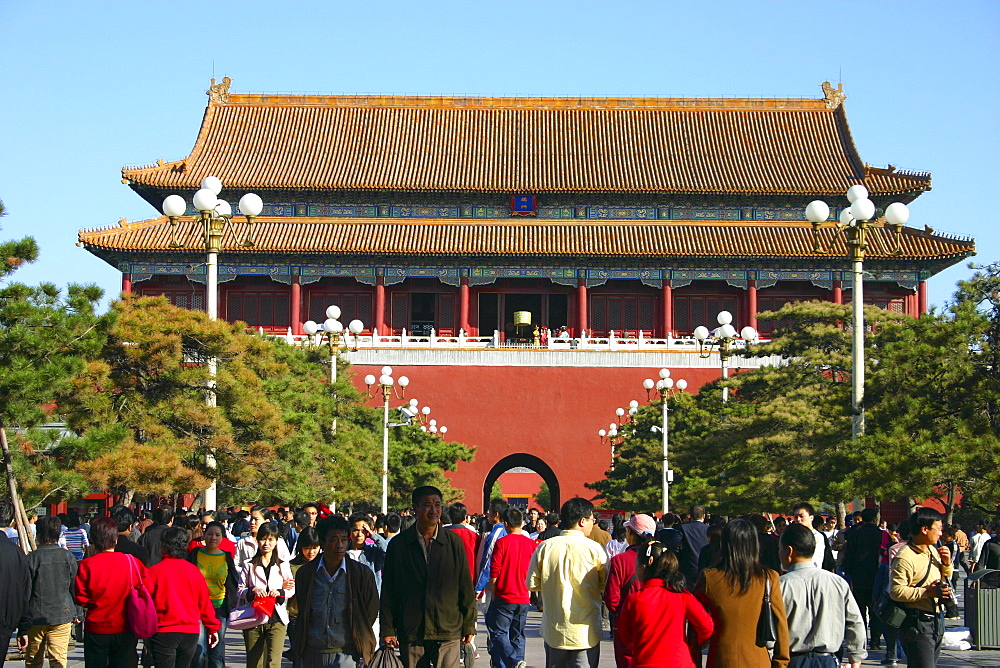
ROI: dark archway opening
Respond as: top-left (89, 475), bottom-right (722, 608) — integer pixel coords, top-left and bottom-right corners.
top-left (482, 453), bottom-right (560, 514)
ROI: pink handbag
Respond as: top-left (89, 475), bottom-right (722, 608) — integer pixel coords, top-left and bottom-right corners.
top-left (124, 556), bottom-right (158, 639)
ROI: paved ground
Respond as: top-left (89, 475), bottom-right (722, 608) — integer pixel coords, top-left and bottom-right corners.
top-left (9, 574), bottom-right (1000, 666)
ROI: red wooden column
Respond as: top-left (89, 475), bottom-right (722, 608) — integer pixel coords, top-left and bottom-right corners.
top-left (832, 280), bottom-right (843, 304)
top-left (290, 276), bottom-right (302, 335)
top-left (121, 273), bottom-right (133, 296)
top-left (747, 279), bottom-right (758, 331)
top-left (576, 278), bottom-right (588, 336)
top-left (374, 276), bottom-right (386, 335)
top-left (661, 282), bottom-right (673, 337)
top-left (918, 281), bottom-right (928, 315)
top-left (459, 277), bottom-right (470, 334)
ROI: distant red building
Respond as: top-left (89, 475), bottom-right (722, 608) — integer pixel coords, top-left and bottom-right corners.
top-left (79, 80), bottom-right (974, 511)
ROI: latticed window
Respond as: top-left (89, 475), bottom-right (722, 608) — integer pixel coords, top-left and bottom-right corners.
top-left (308, 291), bottom-right (373, 327)
top-left (226, 291), bottom-right (289, 328)
top-left (673, 296), bottom-right (738, 335)
top-left (141, 288), bottom-right (205, 311)
top-left (590, 295), bottom-right (654, 335)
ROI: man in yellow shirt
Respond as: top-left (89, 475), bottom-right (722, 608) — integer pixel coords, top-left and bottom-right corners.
top-left (526, 498), bottom-right (608, 668)
top-left (889, 507), bottom-right (953, 668)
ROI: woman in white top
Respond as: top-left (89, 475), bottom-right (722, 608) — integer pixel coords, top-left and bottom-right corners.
top-left (238, 523), bottom-right (295, 668)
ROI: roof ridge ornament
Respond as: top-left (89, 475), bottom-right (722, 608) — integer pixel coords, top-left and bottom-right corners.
top-left (207, 76), bottom-right (232, 104)
top-left (821, 81), bottom-right (847, 109)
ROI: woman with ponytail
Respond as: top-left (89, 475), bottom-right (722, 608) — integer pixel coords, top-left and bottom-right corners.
top-left (617, 541), bottom-right (714, 667)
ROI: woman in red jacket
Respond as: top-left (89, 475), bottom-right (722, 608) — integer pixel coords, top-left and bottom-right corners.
top-left (147, 526), bottom-right (221, 667)
top-left (75, 516), bottom-right (147, 667)
top-left (617, 541), bottom-right (714, 668)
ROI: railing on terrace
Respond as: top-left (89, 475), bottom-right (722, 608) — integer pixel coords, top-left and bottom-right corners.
top-left (258, 328), bottom-right (768, 352)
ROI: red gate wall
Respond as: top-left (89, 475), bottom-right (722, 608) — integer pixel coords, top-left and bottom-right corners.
top-left (351, 365), bottom-right (720, 513)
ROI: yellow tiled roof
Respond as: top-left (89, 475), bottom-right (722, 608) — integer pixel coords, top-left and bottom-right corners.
top-left (79, 217), bottom-right (972, 260)
top-left (120, 91), bottom-right (930, 196)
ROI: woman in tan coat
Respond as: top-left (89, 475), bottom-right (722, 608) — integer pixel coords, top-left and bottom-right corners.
top-left (695, 519), bottom-right (791, 668)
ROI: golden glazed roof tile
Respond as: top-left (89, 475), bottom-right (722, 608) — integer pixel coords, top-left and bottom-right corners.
top-left (120, 89), bottom-right (930, 196)
top-left (78, 217), bottom-right (972, 261)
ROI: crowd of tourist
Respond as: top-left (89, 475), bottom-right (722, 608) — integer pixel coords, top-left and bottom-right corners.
top-left (1, 493), bottom-right (998, 668)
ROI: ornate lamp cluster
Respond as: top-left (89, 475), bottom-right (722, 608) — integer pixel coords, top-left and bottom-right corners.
top-left (365, 367), bottom-right (409, 514)
top-left (303, 305), bottom-right (365, 353)
top-left (160, 176), bottom-right (265, 513)
top-left (642, 369), bottom-right (688, 515)
top-left (693, 311), bottom-right (757, 403)
top-left (804, 186), bottom-right (912, 439)
top-left (162, 176), bottom-right (264, 252)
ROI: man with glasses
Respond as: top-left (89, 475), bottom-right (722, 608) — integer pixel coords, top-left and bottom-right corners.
top-left (890, 508), bottom-right (953, 668)
top-left (527, 498), bottom-right (608, 668)
top-left (302, 502), bottom-right (321, 527)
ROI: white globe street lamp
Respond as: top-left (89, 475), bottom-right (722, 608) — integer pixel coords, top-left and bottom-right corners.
top-left (805, 187), bottom-right (911, 439)
top-left (160, 176), bottom-right (263, 512)
top-left (366, 369), bottom-right (410, 513)
top-left (693, 311), bottom-right (757, 403)
top-left (643, 369), bottom-right (688, 515)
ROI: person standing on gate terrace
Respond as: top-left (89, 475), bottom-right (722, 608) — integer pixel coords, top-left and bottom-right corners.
top-left (381, 485), bottom-right (476, 668)
top-left (526, 497), bottom-right (608, 668)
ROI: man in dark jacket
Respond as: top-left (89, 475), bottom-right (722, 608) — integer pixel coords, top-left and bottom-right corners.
top-left (111, 506), bottom-right (150, 566)
top-left (381, 485), bottom-right (476, 668)
top-left (0, 500), bottom-right (29, 668)
top-left (294, 515), bottom-right (379, 667)
top-left (17, 516), bottom-right (79, 666)
top-left (679, 504), bottom-right (710, 588)
top-left (138, 505), bottom-right (174, 566)
top-left (842, 507), bottom-right (887, 648)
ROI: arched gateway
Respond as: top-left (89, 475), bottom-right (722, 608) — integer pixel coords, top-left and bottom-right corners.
top-left (483, 454), bottom-right (559, 515)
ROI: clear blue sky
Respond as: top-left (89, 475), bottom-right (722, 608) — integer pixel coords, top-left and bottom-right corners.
top-left (1, 1), bottom-right (997, 311)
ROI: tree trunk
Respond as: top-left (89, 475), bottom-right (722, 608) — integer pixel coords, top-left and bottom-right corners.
top-left (120, 487), bottom-right (135, 508)
top-left (945, 482), bottom-right (957, 525)
top-left (836, 501), bottom-right (847, 529)
top-left (0, 419), bottom-right (31, 553)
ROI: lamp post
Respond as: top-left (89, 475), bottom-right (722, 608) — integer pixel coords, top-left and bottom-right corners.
top-left (365, 367), bottom-right (409, 513)
top-left (162, 177), bottom-right (264, 512)
top-left (597, 423), bottom-right (622, 471)
top-left (642, 369), bottom-right (688, 515)
top-left (693, 311), bottom-right (757, 403)
top-left (805, 186), bottom-right (910, 439)
top-left (304, 307), bottom-right (365, 434)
